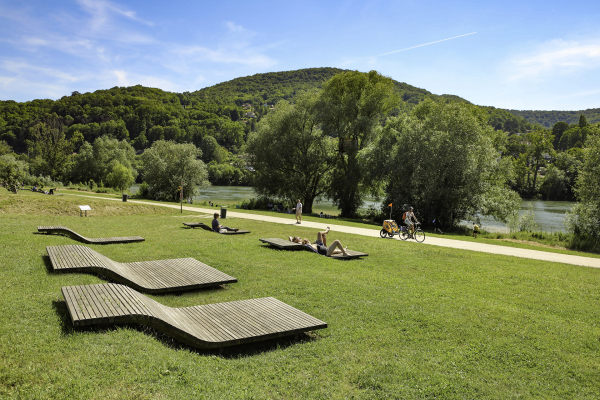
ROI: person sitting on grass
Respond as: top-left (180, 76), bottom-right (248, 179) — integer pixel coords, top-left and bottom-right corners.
top-left (472, 222), bottom-right (480, 238)
top-left (289, 229), bottom-right (349, 257)
top-left (211, 213), bottom-right (238, 232)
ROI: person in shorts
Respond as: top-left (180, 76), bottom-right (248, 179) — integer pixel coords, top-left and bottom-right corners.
top-left (404, 207), bottom-right (419, 237)
top-left (295, 199), bottom-right (302, 224)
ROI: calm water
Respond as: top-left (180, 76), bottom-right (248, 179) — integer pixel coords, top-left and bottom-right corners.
top-left (131, 185), bottom-right (574, 232)
top-left (462, 199), bottom-right (575, 233)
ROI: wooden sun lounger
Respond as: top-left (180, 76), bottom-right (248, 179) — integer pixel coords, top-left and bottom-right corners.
top-left (259, 238), bottom-right (369, 259)
top-left (62, 283), bottom-right (327, 349)
top-left (183, 222), bottom-right (250, 235)
top-left (38, 226), bottom-right (144, 244)
top-left (47, 245), bottom-right (237, 293)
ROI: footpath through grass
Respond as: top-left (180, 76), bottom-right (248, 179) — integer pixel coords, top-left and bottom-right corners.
top-left (2, 191), bottom-right (599, 398)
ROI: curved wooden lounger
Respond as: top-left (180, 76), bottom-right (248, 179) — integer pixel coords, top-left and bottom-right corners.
top-left (183, 222), bottom-right (250, 235)
top-left (259, 238), bottom-right (369, 260)
top-left (47, 245), bottom-right (237, 294)
top-left (62, 283), bottom-right (327, 349)
top-left (38, 226), bottom-right (144, 244)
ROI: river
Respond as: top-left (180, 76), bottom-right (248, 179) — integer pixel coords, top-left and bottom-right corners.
top-left (130, 185), bottom-right (575, 232)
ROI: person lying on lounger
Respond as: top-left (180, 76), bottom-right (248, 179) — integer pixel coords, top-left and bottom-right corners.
top-left (212, 213), bottom-right (239, 232)
top-left (288, 228), bottom-right (348, 257)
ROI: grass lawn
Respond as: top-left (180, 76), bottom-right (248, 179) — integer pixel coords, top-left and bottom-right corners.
top-left (1, 191), bottom-right (599, 398)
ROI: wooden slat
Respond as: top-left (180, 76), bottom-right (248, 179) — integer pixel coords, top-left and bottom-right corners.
top-left (38, 226), bottom-right (144, 244)
top-left (62, 283), bottom-right (327, 349)
top-left (259, 238), bottom-right (369, 259)
top-left (183, 222), bottom-right (251, 235)
top-left (46, 245), bottom-right (237, 293)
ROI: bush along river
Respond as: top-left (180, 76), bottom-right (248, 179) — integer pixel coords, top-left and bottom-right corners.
top-left (131, 185), bottom-right (575, 233)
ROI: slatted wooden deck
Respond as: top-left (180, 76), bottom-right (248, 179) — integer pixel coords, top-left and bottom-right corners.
top-left (259, 238), bottom-right (369, 259)
top-left (47, 245), bottom-right (237, 293)
top-left (183, 222), bottom-right (251, 235)
top-left (62, 283), bottom-right (327, 349)
top-left (38, 226), bottom-right (144, 244)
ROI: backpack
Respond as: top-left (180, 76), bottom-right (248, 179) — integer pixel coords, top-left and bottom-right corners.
top-left (402, 212), bottom-right (407, 221)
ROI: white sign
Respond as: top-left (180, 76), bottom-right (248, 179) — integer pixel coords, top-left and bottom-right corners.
top-left (78, 205), bottom-right (92, 211)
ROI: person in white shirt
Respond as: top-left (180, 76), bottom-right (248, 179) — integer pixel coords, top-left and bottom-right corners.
top-left (295, 199), bottom-right (302, 224)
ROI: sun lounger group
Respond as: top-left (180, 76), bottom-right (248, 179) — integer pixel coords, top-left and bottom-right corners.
top-left (38, 226), bottom-right (144, 244)
top-left (48, 244), bottom-right (326, 348)
top-left (259, 238), bottom-right (369, 259)
top-left (183, 222), bottom-right (250, 234)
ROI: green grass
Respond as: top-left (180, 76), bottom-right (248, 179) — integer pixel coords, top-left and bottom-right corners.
top-left (3, 191), bottom-right (599, 398)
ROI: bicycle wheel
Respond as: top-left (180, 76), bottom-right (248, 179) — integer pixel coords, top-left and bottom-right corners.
top-left (414, 229), bottom-right (425, 242)
top-left (388, 231), bottom-right (395, 238)
top-left (400, 230), bottom-right (410, 241)
top-left (380, 229), bottom-right (387, 238)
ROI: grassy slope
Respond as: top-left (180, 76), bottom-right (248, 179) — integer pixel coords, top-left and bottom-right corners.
top-left (1, 191), bottom-right (599, 399)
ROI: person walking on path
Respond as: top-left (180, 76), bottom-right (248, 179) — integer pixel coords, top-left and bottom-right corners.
top-left (472, 222), bottom-right (480, 238)
top-left (295, 199), bottom-right (302, 224)
top-left (433, 217), bottom-right (443, 234)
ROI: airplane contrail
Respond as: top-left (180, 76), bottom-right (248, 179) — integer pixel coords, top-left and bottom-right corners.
top-left (378, 32), bottom-right (477, 56)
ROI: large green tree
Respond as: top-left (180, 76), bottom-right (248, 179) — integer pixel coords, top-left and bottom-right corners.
top-left (318, 70), bottom-right (400, 217)
top-left (526, 129), bottom-right (554, 193)
top-left (106, 162), bottom-right (135, 192)
top-left (141, 140), bottom-right (208, 201)
top-left (367, 100), bottom-right (519, 226)
top-left (567, 134), bottom-right (600, 250)
top-left (27, 121), bottom-right (72, 181)
top-left (247, 91), bottom-right (336, 213)
top-left (71, 136), bottom-right (137, 186)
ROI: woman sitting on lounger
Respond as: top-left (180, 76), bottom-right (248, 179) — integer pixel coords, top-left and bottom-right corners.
top-left (288, 228), bottom-right (348, 257)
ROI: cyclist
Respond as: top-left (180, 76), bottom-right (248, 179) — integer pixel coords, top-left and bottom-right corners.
top-left (404, 207), bottom-right (419, 237)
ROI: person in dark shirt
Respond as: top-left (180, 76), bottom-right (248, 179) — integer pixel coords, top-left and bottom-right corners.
top-left (211, 213), bottom-right (238, 232)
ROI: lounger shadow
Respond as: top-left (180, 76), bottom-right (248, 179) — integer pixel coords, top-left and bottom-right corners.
top-left (38, 226), bottom-right (144, 244)
top-left (46, 245), bottom-right (237, 293)
top-left (183, 222), bottom-right (250, 235)
top-left (259, 238), bottom-right (369, 259)
top-left (62, 283), bottom-right (327, 349)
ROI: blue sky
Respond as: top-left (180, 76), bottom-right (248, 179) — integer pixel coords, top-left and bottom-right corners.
top-left (0, 0), bottom-right (599, 110)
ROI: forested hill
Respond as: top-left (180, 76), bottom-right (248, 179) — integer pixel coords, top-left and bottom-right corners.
top-left (504, 108), bottom-right (600, 128)
top-left (0, 67), bottom-right (535, 158)
top-left (190, 67), bottom-right (447, 109)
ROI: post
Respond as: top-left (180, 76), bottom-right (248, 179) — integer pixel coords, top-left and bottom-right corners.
top-left (180, 182), bottom-right (183, 214)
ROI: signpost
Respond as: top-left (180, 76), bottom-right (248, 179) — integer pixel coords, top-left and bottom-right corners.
top-left (78, 205), bottom-right (91, 217)
top-left (179, 183), bottom-right (183, 213)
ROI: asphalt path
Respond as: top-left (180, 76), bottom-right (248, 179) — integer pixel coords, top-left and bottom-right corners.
top-left (67, 194), bottom-right (600, 269)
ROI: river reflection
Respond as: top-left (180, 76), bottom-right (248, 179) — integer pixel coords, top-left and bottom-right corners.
top-left (131, 185), bottom-right (575, 232)
top-left (461, 199), bottom-right (575, 233)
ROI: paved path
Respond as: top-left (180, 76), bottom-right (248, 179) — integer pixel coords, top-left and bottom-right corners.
top-left (66, 194), bottom-right (600, 269)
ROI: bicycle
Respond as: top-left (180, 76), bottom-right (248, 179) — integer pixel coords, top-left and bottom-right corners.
top-left (400, 222), bottom-right (425, 242)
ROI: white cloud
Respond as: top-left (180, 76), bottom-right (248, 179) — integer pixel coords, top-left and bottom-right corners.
top-left (505, 39), bottom-right (600, 81)
top-left (1, 60), bottom-right (86, 83)
top-left (169, 45), bottom-right (277, 69)
top-left (75, 0), bottom-right (154, 29)
top-left (226, 21), bottom-right (246, 33)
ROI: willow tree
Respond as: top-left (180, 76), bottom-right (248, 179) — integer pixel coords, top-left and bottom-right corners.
top-left (141, 140), bottom-right (208, 201)
top-left (366, 100), bottom-right (519, 226)
top-left (247, 90), bottom-right (336, 213)
top-left (318, 70), bottom-right (399, 217)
